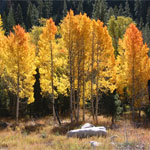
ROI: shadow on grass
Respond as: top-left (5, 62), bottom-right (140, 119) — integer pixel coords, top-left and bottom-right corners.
top-left (122, 112), bottom-right (150, 129)
top-left (51, 121), bottom-right (84, 135)
top-left (51, 117), bottom-right (113, 136)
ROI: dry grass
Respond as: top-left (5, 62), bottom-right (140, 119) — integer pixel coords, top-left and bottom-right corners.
top-left (0, 115), bottom-right (150, 150)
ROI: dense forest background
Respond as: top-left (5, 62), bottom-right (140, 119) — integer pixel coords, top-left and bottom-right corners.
top-left (0, 0), bottom-right (150, 46)
top-left (0, 0), bottom-right (150, 122)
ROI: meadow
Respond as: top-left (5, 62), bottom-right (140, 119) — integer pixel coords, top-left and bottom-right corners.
top-left (0, 114), bottom-right (150, 150)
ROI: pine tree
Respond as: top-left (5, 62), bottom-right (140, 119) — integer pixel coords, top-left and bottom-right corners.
top-left (43, 0), bottom-right (53, 18)
top-left (142, 23), bottom-right (150, 48)
top-left (113, 5), bottom-right (118, 17)
top-left (92, 0), bottom-right (108, 24)
top-left (30, 4), bottom-right (39, 26)
top-left (36, 0), bottom-right (43, 18)
top-left (77, 0), bottom-right (83, 14)
top-left (106, 7), bottom-right (114, 21)
top-left (134, 0), bottom-right (143, 25)
top-left (124, 0), bottom-right (131, 17)
top-left (146, 7), bottom-right (150, 26)
top-left (139, 17), bottom-right (144, 30)
top-left (26, 2), bottom-right (33, 30)
top-left (118, 4), bottom-right (124, 16)
top-left (63, 0), bottom-right (67, 18)
top-left (15, 4), bottom-right (25, 28)
top-left (7, 6), bottom-right (15, 32)
top-left (2, 12), bottom-right (7, 31)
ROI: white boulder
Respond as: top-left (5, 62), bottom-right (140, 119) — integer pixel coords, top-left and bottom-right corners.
top-left (81, 123), bottom-right (95, 129)
top-left (67, 126), bottom-right (107, 138)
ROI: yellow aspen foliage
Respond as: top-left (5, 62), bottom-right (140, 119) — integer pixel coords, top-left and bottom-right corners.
top-left (96, 20), bottom-right (116, 92)
top-left (38, 18), bottom-right (69, 98)
top-left (86, 19), bottom-right (116, 98)
top-left (117, 23), bottom-right (150, 108)
top-left (54, 41), bottom-right (70, 96)
top-left (30, 26), bottom-right (43, 55)
top-left (0, 15), bottom-right (3, 33)
top-left (4, 25), bottom-right (36, 104)
top-left (0, 16), bottom-right (6, 76)
top-left (38, 18), bottom-right (57, 96)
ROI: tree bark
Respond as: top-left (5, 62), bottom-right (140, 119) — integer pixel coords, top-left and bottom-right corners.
top-left (50, 41), bottom-right (56, 123)
top-left (95, 46), bottom-right (99, 124)
top-left (77, 43), bottom-right (81, 122)
top-left (72, 60), bottom-right (77, 121)
top-left (131, 51), bottom-right (135, 122)
top-left (82, 47), bottom-right (85, 121)
top-left (16, 62), bottom-right (20, 124)
top-left (91, 31), bottom-right (95, 121)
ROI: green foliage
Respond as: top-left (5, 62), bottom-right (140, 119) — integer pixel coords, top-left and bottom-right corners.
top-left (124, 0), bottom-right (131, 17)
top-left (143, 105), bottom-right (150, 120)
top-left (37, 0), bottom-right (43, 18)
top-left (118, 4), bottom-right (124, 16)
top-left (7, 7), bottom-right (15, 33)
top-left (0, 78), bottom-right (9, 116)
top-left (77, 0), bottom-right (83, 14)
top-left (31, 5), bottom-right (39, 26)
top-left (142, 23), bottom-right (150, 48)
top-left (42, 0), bottom-right (53, 18)
top-left (99, 91), bottom-right (123, 124)
top-left (63, 0), bottom-right (68, 18)
top-left (15, 4), bottom-right (24, 28)
top-left (92, 0), bottom-right (108, 23)
top-left (107, 16), bottom-right (133, 56)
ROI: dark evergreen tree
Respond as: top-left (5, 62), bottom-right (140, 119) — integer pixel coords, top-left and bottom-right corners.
top-left (134, 0), bottom-right (143, 24)
top-left (113, 5), bottom-right (118, 17)
top-left (2, 11), bottom-right (7, 31)
top-left (139, 17), bottom-right (144, 30)
top-left (106, 7), bottom-right (114, 21)
top-left (7, 6), bottom-right (15, 33)
top-left (42, 0), bottom-right (53, 19)
top-left (63, 0), bottom-right (67, 18)
top-left (26, 2), bottom-right (32, 30)
top-left (124, 0), bottom-right (131, 17)
top-left (118, 4), bottom-right (124, 16)
top-left (146, 7), bottom-right (150, 26)
top-left (36, 0), bottom-right (43, 18)
top-left (77, 0), bottom-right (83, 14)
top-left (99, 91), bottom-right (123, 124)
top-left (30, 4), bottom-right (39, 26)
top-left (92, 0), bottom-right (108, 23)
top-left (15, 4), bottom-right (25, 28)
top-left (142, 23), bottom-right (150, 48)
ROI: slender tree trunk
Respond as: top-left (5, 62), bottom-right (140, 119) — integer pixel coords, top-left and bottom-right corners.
top-left (68, 20), bottom-right (73, 122)
top-left (77, 45), bottom-right (81, 122)
top-left (50, 41), bottom-right (56, 122)
top-left (72, 61), bottom-right (77, 120)
top-left (82, 48), bottom-right (85, 121)
top-left (132, 56), bottom-right (135, 122)
top-left (16, 64), bottom-right (20, 124)
top-left (95, 46), bottom-right (99, 124)
top-left (69, 44), bottom-right (73, 123)
top-left (50, 41), bottom-right (61, 126)
top-left (91, 31), bottom-right (95, 121)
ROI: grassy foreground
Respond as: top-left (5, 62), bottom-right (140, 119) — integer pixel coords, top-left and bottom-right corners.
top-left (0, 115), bottom-right (150, 150)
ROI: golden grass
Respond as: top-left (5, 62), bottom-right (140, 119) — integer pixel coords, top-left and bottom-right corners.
top-left (0, 115), bottom-right (150, 150)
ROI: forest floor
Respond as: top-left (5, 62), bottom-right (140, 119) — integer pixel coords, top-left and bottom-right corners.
top-left (0, 114), bottom-right (150, 150)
